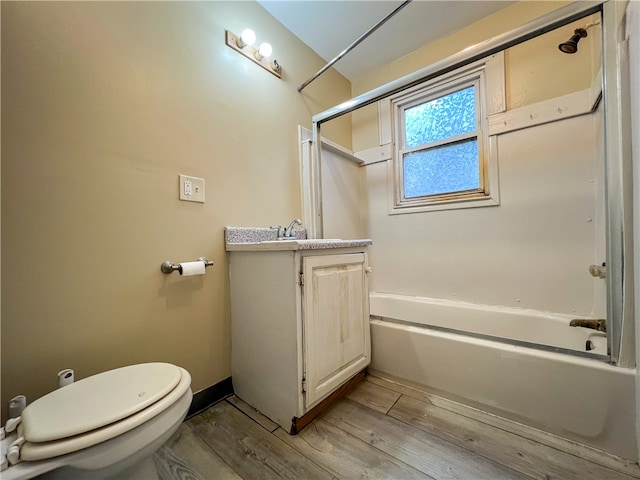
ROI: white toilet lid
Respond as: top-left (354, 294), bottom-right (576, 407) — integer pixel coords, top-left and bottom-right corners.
top-left (21, 363), bottom-right (182, 443)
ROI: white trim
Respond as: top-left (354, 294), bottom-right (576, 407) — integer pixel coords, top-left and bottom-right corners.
top-left (299, 127), bottom-right (362, 165)
top-left (488, 88), bottom-right (600, 136)
top-left (320, 138), bottom-right (363, 165)
top-left (485, 51), bottom-right (506, 115)
top-left (298, 126), bottom-right (316, 238)
top-left (378, 100), bottom-right (392, 146)
top-left (355, 144), bottom-right (392, 166)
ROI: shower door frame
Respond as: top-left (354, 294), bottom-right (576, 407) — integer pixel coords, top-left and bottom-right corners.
top-left (308, 0), bottom-right (633, 367)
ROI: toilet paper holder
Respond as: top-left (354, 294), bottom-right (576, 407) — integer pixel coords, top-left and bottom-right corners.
top-left (161, 257), bottom-right (214, 274)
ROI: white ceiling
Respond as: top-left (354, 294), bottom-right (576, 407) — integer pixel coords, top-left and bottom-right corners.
top-left (258, 0), bottom-right (516, 82)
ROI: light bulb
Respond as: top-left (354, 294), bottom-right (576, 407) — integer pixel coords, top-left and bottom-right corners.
top-left (237, 29), bottom-right (256, 48)
top-left (256, 42), bottom-right (272, 60)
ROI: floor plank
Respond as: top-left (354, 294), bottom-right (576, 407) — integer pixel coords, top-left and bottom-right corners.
top-left (389, 394), bottom-right (635, 480)
top-left (157, 375), bottom-right (639, 480)
top-left (368, 375), bottom-right (640, 478)
top-left (275, 418), bottom-right (433, 480)
top-left (323, 397), bottom-right (531, 480)
top-left (189, 401), bottom-right (333, 480)
top-left (155, 422), bottom-right (241, 480)
top-left (226, 394), bottom-right (279, 432)
top-left (345, 378), bottom-right (400, 414)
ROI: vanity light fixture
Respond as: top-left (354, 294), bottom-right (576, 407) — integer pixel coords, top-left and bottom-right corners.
top-left (237, 29), bottom-right (256, 48)
top-left (225, 29), bottom-right (282, 78)
top-left (255, 42), bottom-right (272, 61)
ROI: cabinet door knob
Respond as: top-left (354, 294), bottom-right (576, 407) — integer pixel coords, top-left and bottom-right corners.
top-left (365, 267), bottom-right (373, 273)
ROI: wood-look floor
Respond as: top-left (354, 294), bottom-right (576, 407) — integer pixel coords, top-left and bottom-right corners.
top-left (155, 375), bottom-right (640, 480)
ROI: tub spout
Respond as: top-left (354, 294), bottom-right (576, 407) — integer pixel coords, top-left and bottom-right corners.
top-left (569, 318), bottom-right (607, 332)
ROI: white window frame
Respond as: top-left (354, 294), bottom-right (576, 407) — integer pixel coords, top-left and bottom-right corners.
top-left (387, 55), bottom-right (503, 214)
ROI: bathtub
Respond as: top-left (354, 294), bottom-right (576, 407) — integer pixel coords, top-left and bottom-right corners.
top-left (370, 292), bottom-right (608, 354)
top-left (369, 292), bottom-right (637, 461)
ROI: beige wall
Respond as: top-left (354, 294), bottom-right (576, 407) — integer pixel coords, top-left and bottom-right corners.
top-left (506, 12), bottom-right (600, 109)
top-left (0, 1), bottom-right (351, 422)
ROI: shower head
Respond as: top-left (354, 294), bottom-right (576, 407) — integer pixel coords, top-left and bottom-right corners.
top-left (558, 28), bottom-right (588, 54)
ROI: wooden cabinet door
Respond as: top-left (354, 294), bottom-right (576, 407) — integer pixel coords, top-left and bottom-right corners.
top-left (302, 253), bottom-right (370, 408)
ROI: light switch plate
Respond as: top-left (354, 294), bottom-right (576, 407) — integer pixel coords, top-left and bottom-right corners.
top-left (179, 175), bottom-right (205, 203)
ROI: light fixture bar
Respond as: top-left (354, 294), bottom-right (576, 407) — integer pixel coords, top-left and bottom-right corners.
top-left (225, 30), bottom-right (282, 78)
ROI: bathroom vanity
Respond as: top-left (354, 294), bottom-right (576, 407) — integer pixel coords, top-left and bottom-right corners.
top-left (225, 228), bottom-right (372, 433)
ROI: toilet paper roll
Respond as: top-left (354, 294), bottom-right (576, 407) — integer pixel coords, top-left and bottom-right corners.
top-left (179, 261), bottom-right (206, 276)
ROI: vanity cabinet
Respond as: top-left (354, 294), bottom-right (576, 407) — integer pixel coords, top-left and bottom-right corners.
top-left (228, 243), bottom-right (371, 433)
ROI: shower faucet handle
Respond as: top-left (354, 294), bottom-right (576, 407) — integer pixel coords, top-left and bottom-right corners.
top-left (588, 262), bottom-right (606, 279)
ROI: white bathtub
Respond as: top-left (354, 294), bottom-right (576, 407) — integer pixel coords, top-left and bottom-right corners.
top-left (370, 292), bottom-right (607, 354)
top-left (369, 292), bottom-right (637, 461)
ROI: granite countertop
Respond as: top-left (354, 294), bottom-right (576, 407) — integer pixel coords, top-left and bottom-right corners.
top-left (225, 226), bottom-right (372, 251)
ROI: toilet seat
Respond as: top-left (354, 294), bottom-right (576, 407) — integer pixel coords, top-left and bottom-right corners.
top-left (7, 363), bottom-right (191, 464)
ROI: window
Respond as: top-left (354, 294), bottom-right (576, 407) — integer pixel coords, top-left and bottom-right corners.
top-left (389, 59), bottom-right (501, 213)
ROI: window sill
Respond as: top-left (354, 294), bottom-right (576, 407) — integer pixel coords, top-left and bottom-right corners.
top-left (388, 193), bottom-right (499, 215)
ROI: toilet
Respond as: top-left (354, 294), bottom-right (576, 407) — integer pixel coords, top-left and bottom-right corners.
top-left (1, 362), bottom-right (192, 480)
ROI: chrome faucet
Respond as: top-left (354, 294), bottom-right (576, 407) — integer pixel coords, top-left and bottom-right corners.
top-left (284, 218), bottom-right (302, 238)
top-left (270, 219), bottom-right (302, 240)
